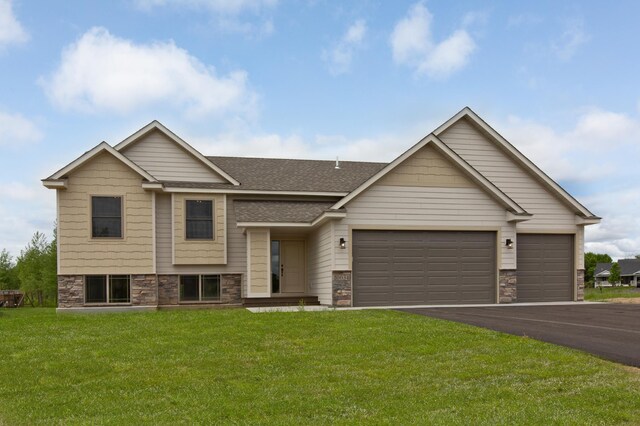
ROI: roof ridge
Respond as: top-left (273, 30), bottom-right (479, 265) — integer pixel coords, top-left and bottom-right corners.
top-left (206, 155), bottom-right (387, 165)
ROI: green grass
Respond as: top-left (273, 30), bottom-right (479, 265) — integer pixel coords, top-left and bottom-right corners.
top-left (585, 286), bottom-right (640, 301)
top-left (1, 308), bottom-right (640, 425)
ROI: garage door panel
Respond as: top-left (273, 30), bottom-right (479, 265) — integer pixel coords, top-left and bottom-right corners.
top-left (517, 233), bottom-right (573, 302)
top-left (353, 230), bottom-right (496, 307)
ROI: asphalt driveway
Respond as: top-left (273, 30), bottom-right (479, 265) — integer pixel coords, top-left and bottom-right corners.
top-left (399, 304), bottom-right (640, 367)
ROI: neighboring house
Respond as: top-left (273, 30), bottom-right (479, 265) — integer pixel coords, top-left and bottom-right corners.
top-left (43, 107), bottom-right (601, 310)
top-left (619, 259), bottom-right (640, 287)
top-left (594, 262), bottom-right (613, 287)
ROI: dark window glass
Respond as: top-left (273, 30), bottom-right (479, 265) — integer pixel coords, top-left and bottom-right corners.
top-left (180, 275), bottom-right (199, 301)
top-left (202, 275), bottom-right (220, 301)
top-left (186, 200), bottom-right (213, 239)
top-left (271, 240), bottom-right (280, 293)
top-left (86, 275), bottom-right (107, 303)
top-left (92, 196), bottom-right (122, 238)
top-left (109, 275), bottom-right (130, 303)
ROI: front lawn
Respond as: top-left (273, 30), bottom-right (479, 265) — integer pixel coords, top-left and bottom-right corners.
top-left (585, 286), bottom-right (640, 301)
top-left (1, 308), bottom-right (640, 425)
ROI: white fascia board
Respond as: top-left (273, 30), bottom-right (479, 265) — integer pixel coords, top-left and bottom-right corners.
top-left (506, 211), bottom-right (533, 223)
top-left (42, 179), bottom-right (68, 189)
top-left (576, 215), bottom-right (602, 225)
top-left (237, 211), bottom-right (347, 229)
top-left (161, 186), bottom-right (348, 197)
top-left (114, 120), bottom-right (240, 186)
top-left (141, 182), bottom-right (164, 191)
top-left (434, 107), bottom-right (596, 218)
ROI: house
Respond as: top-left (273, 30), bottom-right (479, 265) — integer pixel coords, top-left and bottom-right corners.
top-left (594, 262), bottom-right (613, 287)
top-left (619, 259), bottom-right (640, 287)
top-left (42, 107), bottom-right (600, 310)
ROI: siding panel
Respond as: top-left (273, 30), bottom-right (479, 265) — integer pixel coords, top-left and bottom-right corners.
top-left (307, 221), bottom-right (333, 305)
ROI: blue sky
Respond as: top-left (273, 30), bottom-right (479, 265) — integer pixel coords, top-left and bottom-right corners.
top-left (1, 0), bottom-right (639, 259)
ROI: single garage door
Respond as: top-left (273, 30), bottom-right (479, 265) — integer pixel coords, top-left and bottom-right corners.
top-left (352, 230), bottom-right (496, 307)
top-left (517, 234), bottom-right (574, 302)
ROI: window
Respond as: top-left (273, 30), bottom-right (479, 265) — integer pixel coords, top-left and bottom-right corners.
top-left (271, 240), bottom-right (280, 293)
top-left (85, 275), bottom-right (130, 304)
top-left (186, 200), bottom-right (213, 240)
top-left (92, 196), bottom-right (122, 238)
top-left (179, 275), bottom-right (220, 302)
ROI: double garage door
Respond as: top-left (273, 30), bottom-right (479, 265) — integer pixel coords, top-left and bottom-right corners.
top-left (352, 230), bottom-right (574, 307)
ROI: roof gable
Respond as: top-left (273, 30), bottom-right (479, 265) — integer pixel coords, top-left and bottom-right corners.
top-left (332, 134), bottom-right (527, 214)
top-left (115, 121), bottom-right (239, 186)
top-left (44, 142), bottom-right (156, 185)
top-left (433, 107), bottom-right (597, 219)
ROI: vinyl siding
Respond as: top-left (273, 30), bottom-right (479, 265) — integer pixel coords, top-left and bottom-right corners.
top-left (307, 220), bottom-right (334, 305)
top-left (172, 193), bottom-right (226, 265)
top-left (439, 118), bottom-right (578, 232)
top-left (155, 193), bottom-right (246, 279)
top-left (58, 152), bottom-right (154, 274)
top-left (247, 228), bottom-right (270, 296)
top-left (336, 185), bottom-right (515, 270)
top-left (120, 129), bottom-right (225, 183)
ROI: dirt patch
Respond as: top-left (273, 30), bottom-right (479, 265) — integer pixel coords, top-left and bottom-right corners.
top-left (606, 298), bottom-right (640, 304)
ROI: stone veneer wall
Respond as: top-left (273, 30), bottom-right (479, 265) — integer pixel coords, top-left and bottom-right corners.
top-left (158, 275), bottom-right (179, 305)
top-left (221, 274), bottom-right (242, 305)
top-left (131, 274), bottom-right (158, 306)
top-left (58, 275), bottom-right (84, 308)
top-left (332, 271), bottom-right (352, 307)
top-left (577, 269), bottom-right (585, 301)
top-left (499, 269), bottom-right (517, 303)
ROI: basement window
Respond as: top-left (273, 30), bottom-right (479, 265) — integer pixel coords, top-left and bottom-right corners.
top-left (185, 200), bottom-right (214, 240)
top-left (179, 275), bottom-right (220, 302)
top-left (85, 275), bottom-right (130, 304)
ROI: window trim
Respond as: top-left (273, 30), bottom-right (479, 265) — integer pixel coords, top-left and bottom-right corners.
top-left (184, 199), bottom-right (215, 241)
top-left (84, 274), bottom-right (131, 305)
top-left (90, 195), bottom-right (124, 239)
top-left (179, 274), bottom-right (221, 303)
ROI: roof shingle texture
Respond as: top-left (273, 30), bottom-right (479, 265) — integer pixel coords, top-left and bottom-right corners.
top-left (594, 263), bottom-right (612, 276)
top-left (619, 259), bottom-right (640, 276)
top-left (234, 200), bottom-right (340, 223)
top-left (203, 156), bottom-right (386, 192)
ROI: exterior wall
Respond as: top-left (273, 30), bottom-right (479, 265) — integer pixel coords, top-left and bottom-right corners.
top-left (130, 274), bottom-right (158, 306)
top-left (58, 275), bottom-right (84, 308)
top-left (58, 274), bottom-right (158, 307)
top-left (157, 273), bottom-right (242, 305)
top-left (378, 145), bottom-right (473, 188)
top-left (172, 193), bottom-right (226, 265)
top-left (332, 270), bottom-right (352, 307)
top-left (58, 152), bottom-right (154, 275)
top-left (499, 269), bottom-right (517, 303)
top-left (577, 269), bottom-right (585, 301)
top-left (158, 275), bottom-right (179, 305)
top-left (307, 221), bottom-right (334, 305)
top-left (247, 228), bottom-right (270, 297)
top-left (120, 129), bottom-right (225, 183)
top-left (221, 274), bottom-right (242, 304)
top-left (335, 185), bottom-right (515, 270)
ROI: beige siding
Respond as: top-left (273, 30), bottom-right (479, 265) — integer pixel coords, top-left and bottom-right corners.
top-left (155, 194), bottom-right (246, 278)
top-left (173, 193), bottom-right (226, 265)
top-left (336, 185), bottom-right (516, 270)
top-left (58, 152), bottom-right (154, 274)
top-left (379, 145), bottom-right (472, 188)
top-left (120, 129), bottom-right (225, 183)
top-left (439, 118), bottom-right (578, 232)
top-left (307, 221), bottom-right (334, 305)
top-left (247, 228), bottom-right (270, 296)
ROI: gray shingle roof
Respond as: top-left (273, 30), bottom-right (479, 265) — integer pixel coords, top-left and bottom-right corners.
top-left (594, 263), bottom-right (612, 276)
top-left (234, 200), bottom-right (342, 223)
top-left (206, 156), bottom-right (386, 193)
top-left (619, 259), bottom-right (640, 276)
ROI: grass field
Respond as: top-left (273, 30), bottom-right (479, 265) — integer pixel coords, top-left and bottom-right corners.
top-left (1, 308), bottom-right (640, 425)
top-left (585, 286), bottom-right (640, 301)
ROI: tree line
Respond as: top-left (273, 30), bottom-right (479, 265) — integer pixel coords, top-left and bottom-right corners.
top-left (0, 229), bottom-right (57, 306)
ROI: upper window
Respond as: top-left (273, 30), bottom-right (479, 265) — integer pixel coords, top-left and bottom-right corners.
top-left (92, 196), bottom-right (122, 238)
top-left (186, 200), bottom-right (213, 240)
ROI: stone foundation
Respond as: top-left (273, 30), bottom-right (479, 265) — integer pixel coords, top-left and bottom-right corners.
top-left (221, 274), bottom-right (242, 304)
top-left (499, 269), bottom-right (517, 303)
top-left (332, 271), bottom-right (352, 307)
top-left (158, 275), bottom-right (179, 305)
top-left (577, 269), bottom-right (585, 301)
top-left (131, 274), bottom-right (158, 306)
top-left (58, 275), bottom-right (84, 308)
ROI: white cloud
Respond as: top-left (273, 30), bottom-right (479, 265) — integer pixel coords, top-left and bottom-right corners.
top-left (323, 19), bottom-right (367, 76)
top-left (0, 0), bottom-right (28, 47)
top-left (390, 2), bottom-right (476, 78)
top-left (551, 18), bottom-right (589, 60)
top-left (40, 27), bottom-right (255, 118)
top-left (0, 111), bottom-right (42, 146)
